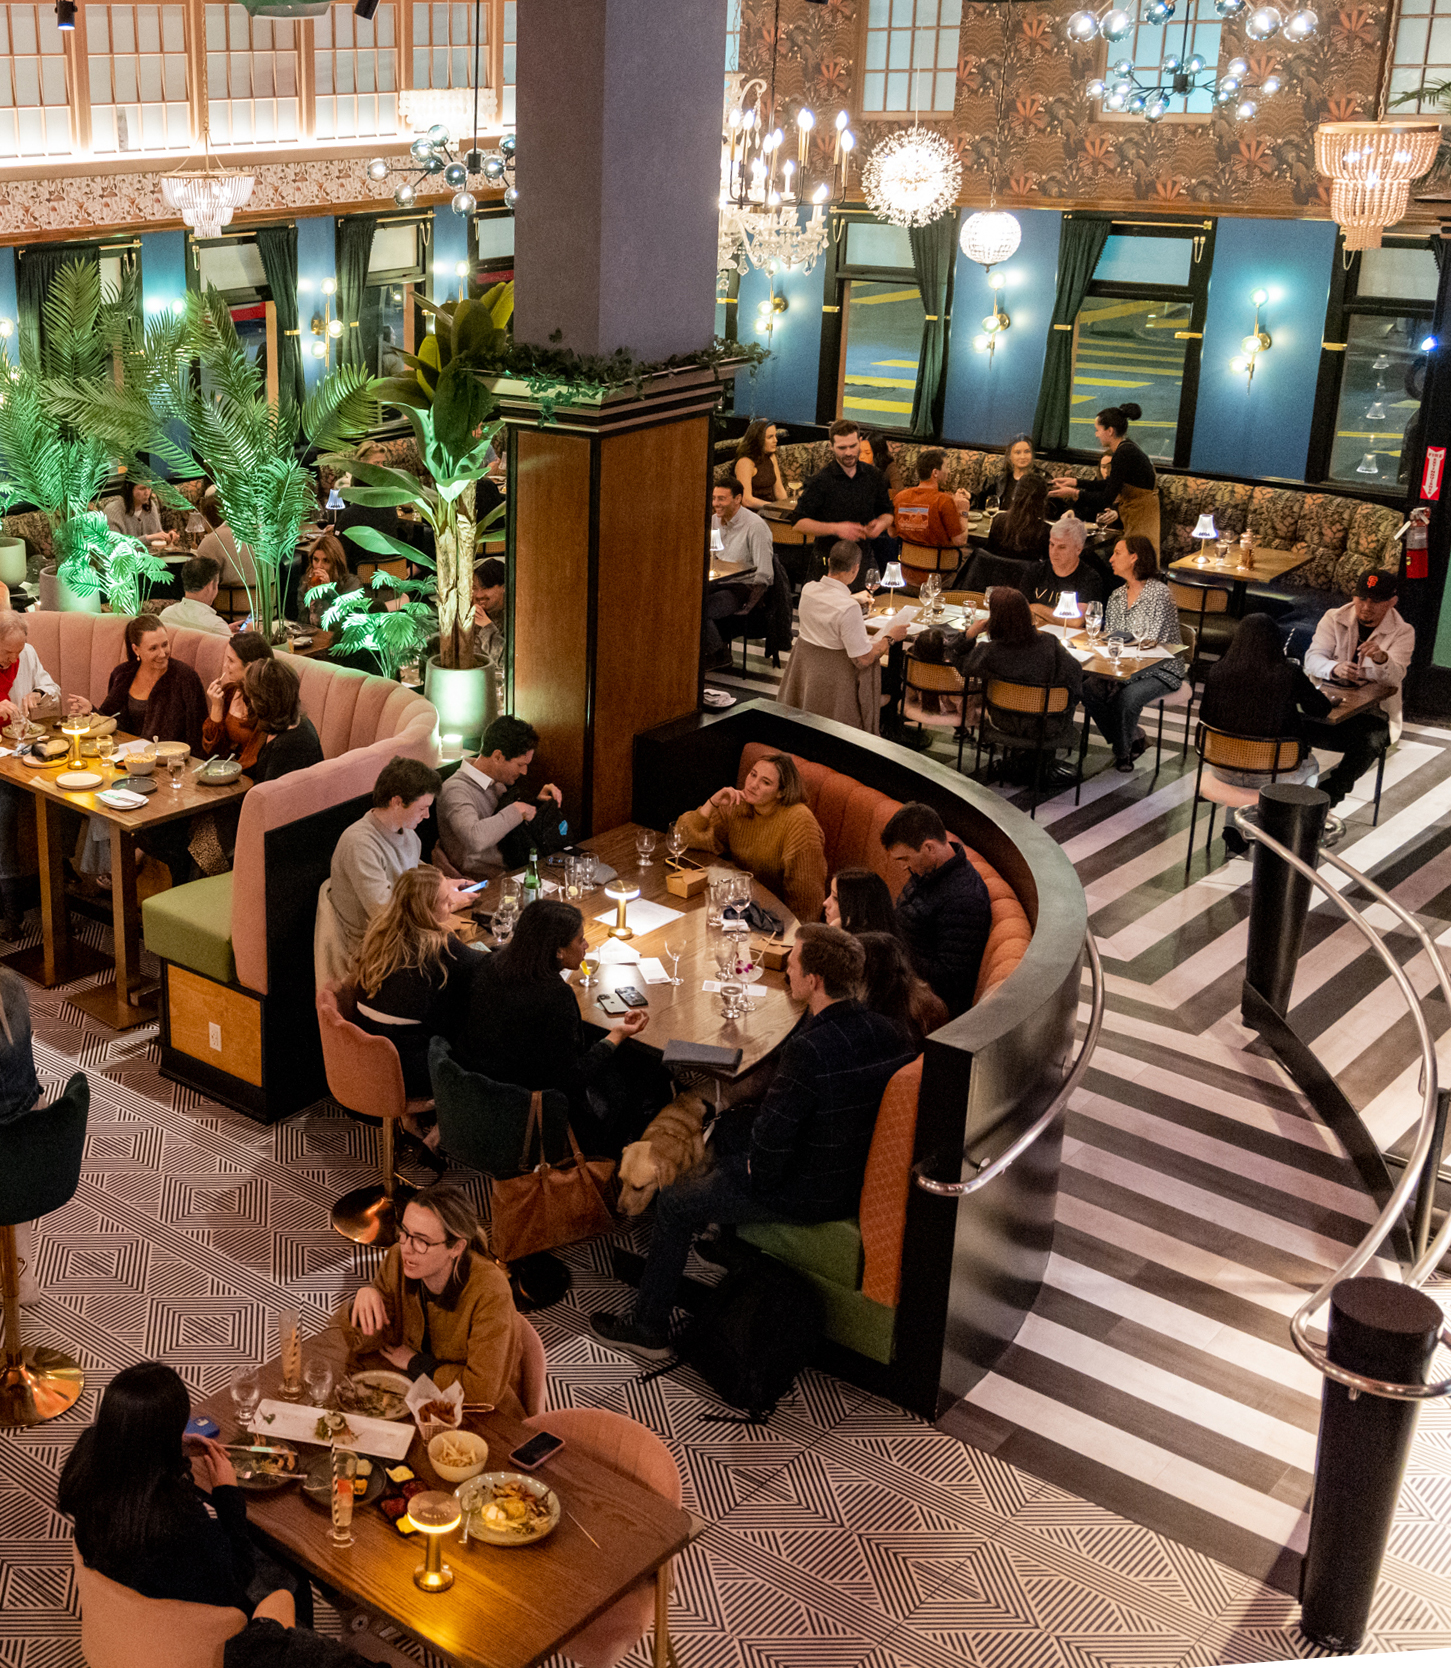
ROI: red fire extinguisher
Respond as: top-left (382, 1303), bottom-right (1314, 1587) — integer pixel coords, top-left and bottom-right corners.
top-left (1405, 506), bottom-right (1431, 580)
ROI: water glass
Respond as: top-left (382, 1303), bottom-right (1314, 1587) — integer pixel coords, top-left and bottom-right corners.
top-left (635, 830), bottom-right (657, 869)
top-left (95, 733), bottom-right (115, 774)
top-left (167, 755), bottom-right (185, 795)
top-left (1107, 638), bottom-right (1124, 676)
top-left (1083, 602), bottom-right (1103, 641)
top-left (1215, 538), bottom-right (1232, 565)
top-left (562, 856), bottom-right (582, 901)
top-left (707, 874), bottom-right (732, 928)
top-left (278, 1307), bottom-right (302, 1400)
top-left (330, 1448), bottom-right (357, 1547)
top-left (230, 1365), bottom-right (261, 1430)
top-left (492, 902), bottom-right (518, 946)
top-left (303, 1357), bottom-right (334, 1407)
top-left (719, 976), bottom-right (746, 1020)
top-left (579, 948), bottom-right (598, 989)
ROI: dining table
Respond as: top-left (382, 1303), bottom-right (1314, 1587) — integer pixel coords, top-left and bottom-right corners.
top-left (1168, 544), bottom-right (1312, 617)
top-left (0, 730), bottom-right (250, 1029)
top-left (192, 1327), bottom-right (693, 1668)
top-left (453, 823), bottom-right (802, 1081)
top-left (1306, 673), bottom-right (1394, 724)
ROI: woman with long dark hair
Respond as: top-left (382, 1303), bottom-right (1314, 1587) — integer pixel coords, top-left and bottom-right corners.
top-left (202, 631), bottom-right (273, 768)
top-left (824, 867), bottom-right (900, 937)
top-left (58, 1360), bottom-right (308, 1621)
top-left (733, 420), bottom-right (791, 509)
top-left (1050, 403), bottom-right (1160, 552)
top-left (989, 473), bottom-right (1052, 561)
top-left (986, 433), bottom-right (1041, 514)
top-left (955, 585), bottom-right (1084, 753)
top-left (857, 930), bottom-right (948, 1047)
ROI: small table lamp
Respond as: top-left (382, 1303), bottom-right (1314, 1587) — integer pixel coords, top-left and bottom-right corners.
top-left (409, 1490), bottom-right (463, 1592)
top-left (1191, 513), bottom-right (1217, 565)
top-left (325, 487), bottom-right (345, 513)
top-left (709, 524), bottom-right (725, 554)
top-left (604, 880), bottom-right (641, 940)
top-left (880, 560), bottom-right (905, 616)
top-left (1052, 590), bottom-right (1079, 623)
top-left (61, 712), bottom-right (88, 770)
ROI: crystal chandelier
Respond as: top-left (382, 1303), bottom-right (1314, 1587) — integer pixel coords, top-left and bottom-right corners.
top-left (365, 128), bottom-right (516, 217)
top-left (1068, 0), bottom-right (1316, 121)
top-left (162, 118), bottom-right (254, 238)
top-left (718, 71), bottom-right (849, 276)
top-left (861, 125), bottom-right (962, 229)
top-left (1315, 119), bottom-right (1441, 249)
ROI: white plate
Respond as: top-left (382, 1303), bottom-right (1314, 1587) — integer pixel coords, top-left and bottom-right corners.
top-left (97, 789), bottom-right (149, 810)
top-left (456, 1471), bottom-right (561, 1546)
top-left (249, 1398), bottom-right (415, 1460)
top-left (55, 770), bottom-right (103, 790)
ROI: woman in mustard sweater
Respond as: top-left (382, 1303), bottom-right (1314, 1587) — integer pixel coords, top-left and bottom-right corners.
top-left (678, 752), bottom-right (827, 924)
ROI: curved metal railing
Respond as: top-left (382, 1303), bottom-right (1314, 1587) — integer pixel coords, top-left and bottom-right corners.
top-left (1235, 811), bottom-right (1451, 1402)
top-left (913, 932), bottom-right (1104, 1198)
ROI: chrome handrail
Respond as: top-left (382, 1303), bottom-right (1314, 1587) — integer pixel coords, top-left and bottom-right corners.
top-left (913, 932), bottom-right (1104, 1198)
top-left (1235, 811), bottom-right (1451, 1402)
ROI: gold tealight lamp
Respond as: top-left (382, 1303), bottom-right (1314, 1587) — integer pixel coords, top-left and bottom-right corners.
top-left (60, 712), bottom-right (88, 769)
top-left (409, 1490), bottom-right (463, 1592)
top-left (604, 880), bottom-right (641, 940)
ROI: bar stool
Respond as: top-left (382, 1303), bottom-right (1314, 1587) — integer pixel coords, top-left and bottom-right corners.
top-left (0, 1070), bottom-right (89, 1427)
top-left (317, 983), bottom-right (430, 1248)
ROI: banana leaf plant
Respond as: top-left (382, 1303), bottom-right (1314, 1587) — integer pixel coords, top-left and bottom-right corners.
top-left (305, 570), bottom-right (435, 683)
top-left (327, 280), bottom-right (513, 672)
top-left (0, 259), bottom-right (173, 614)
top-left (43, 285), bottom-right (378, 643)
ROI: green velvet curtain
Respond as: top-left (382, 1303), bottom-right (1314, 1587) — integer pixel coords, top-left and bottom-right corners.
top-left (908, 209), bottom-right (957, 439)
top-left (254, 225), bottom-right (305, 412)
top-left (17, 244), bottom-right (97, 372)
top-left (335, 214), bottom-right (377, 373)
top-left (1031, 215), bottom-right (1112, 453)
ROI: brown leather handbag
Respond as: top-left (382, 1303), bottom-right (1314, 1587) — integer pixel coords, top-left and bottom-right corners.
top-left (488, 1093), bottom-right (617, 1262)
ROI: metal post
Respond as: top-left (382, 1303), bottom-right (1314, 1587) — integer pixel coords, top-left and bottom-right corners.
top-left (1244, 784), bottom-right (1328, 1015)
top-left (1411, 1086), bottom-right (1451, 1260)
top-left (1300, 1277), bottom-right (1443, 1650)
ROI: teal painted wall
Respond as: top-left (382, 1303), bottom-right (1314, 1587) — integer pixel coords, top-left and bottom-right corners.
top-left (0, 247), bottom-right (17, 347)
top-left (297, 216), bottom-right (336, 391)
top-left (432, 205), bottom-right (470, 304)
top-left (734, 254), bottom-right (827, 431)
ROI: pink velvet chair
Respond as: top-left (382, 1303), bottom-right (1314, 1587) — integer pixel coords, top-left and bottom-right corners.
top-left (73, 1546), bottom-right (294, 1668)
top-left (518, 1315), bottom-right (547, 1418)
top-left (520, 1407), bottom-right (682, 1668)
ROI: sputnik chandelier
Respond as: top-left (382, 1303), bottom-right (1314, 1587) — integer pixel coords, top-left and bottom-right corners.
top-left (1067, 0), bottom-right (1316, 121)
top-left (365, 128), bottom-right (516, 217)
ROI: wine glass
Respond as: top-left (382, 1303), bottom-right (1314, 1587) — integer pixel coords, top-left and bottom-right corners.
top-left (984, 494), bottom-right (1000, 519)
top-left (920, 573), bottom-right (941, 616)
top-left (577, 851), bottom-right (598, 892)
top-left (95, 733), bottom-right (115, 776)
top-left (863, 566), bottom-right (880, 602)
top-left (230, 1365), bottom-right (261, 1431)
top-left (1083, 601), bottom-right (1103, 643)
top-left (167, 754), bottom-right (185, 795)
top-left (664, 932), bottom-right (685, 986)
top-left (579, 946), bottom-right (597, 990)
top-left (712, 932), bottom-right (738, 983)
top-left (635, 829), bottom-right (657, 869)
top-left (733, 932), bottom-right (760, 1013)
top-left (303, 1357), bottom-right (334, 1408)
top-left (665, 822), bottom-right (687, 867)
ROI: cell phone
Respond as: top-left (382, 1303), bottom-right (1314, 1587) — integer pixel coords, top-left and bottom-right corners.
top-left (509, 1431), bottom-right (565, 1471)
top-left (459, 877), bottom-right (489, 894)
top-left (597, 993), bottom-right (628, 1016)
top-left (185, 1415), bottom-right (221, 1440)
top-left (616, 985), bottom-right (648, 1008)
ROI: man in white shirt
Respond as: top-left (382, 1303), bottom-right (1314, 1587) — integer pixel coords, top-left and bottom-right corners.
top-left (0, 611), bottom-right (60, 935)
top-left (1303, 569), bottom-right (1415, 807)
top-left (704, 479), bottom-right (775, 668)
top-left (159, 556), bottom-right (232, 638)
top-left (778, 540), bottom-right (909, 732)
top-left (435, 714), bottom-right (563, 877)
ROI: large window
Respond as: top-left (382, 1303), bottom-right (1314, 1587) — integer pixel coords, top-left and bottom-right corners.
top-left (860, 0), bottom-right (961, 117)
top-left (315, 1), bottom-right (396, 141)
top-left (0, 4), bottom-right (69, 159)
top-left (1388, 0), bottom-right (1451, 110)
top-left (1066, 218), bottom-right (1215, 467)
top-left (357, 213), bottom-right (426, 375)
top-left (817, 215), bottom-right (924, 429)
top-left (1097, 0), bottom-right (1223, 116)
top-left (1310, 238), bottom-right (1438, 487)
top-left (205, 5), bottom-right (299, 146)
top-left (86, 4), bottom-right (189, 154)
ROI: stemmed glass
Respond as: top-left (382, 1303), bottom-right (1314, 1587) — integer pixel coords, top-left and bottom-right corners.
top-left (920, 573), bottom-right (941, 616)
top-left (984, 494), bottom-right (1000, 519)
top-left (579, 945), bottom-right (598, 990)
top-left (635, 830), bottom-right (657, 870)
top-left (863, 567), bottom-right (880, 605)
top-left (230, 1365), bottom-right (261, 1433)
top-left (1083, 602), bottom-right (1103, 644)
top-left (733, 932), bottom-right (760, 1013)
top-left (664, 932), bottom-right (685, 986)
top-left (665, 822), bottom-right (687, 868)
top-left (577, 851), bottom-right (598, 892)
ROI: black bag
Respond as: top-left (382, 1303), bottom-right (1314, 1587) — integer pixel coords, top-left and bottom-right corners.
top-left (497, 796), bottom-right (573, 867)
top-left (647, 1255), bottom-right (823, 1423)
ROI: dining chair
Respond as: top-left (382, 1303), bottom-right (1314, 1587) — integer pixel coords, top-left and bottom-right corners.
top-left (519, 1407), bottom-right (683, 1668)
top-left (518, 1314), bottom-right (547, 1418)
top-left (1184, 722), bottom-right (1302, 873)
top-left (901, 654), bottom-right (968, 769)
top-left (1167, 577), bottom-right (1235, 656)
top-left (317, 982), bottom-right (431, 1249)
top-left (428, 1036), bottom-right (571, 1179)
top-left (898, 541), bottom-right (960, 589)
top-left (73, 1546), bottom-right (294, 1668)
top-left (0, 1071), bottom-right (87, 1427)
top-left (974, 677), bottom-right (1088, 820)
top-left (1145, 622), bottom-right (1199, 770)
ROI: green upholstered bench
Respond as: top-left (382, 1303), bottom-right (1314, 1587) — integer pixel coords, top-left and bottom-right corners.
top-left (142, 875), bottom-right (236, 986)
top-left (738, 1214), bottom-right (895, 1363)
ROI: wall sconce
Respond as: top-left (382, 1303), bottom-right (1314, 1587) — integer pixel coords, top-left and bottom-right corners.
top-left (310, 276), bottom-right (342, 364)
top-left (1229, 287), bottom-right (1271, 390)
top-left (971, 271), bottom-right (1011, 364)
top-left (754, 289), bottom-right (788, 336)
top-left (0, 319), bottom-right (13, 342)
top-left (455, 259), bottom-right (469, 302)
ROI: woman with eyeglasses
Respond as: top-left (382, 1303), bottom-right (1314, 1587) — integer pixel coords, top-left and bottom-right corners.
top-left (337, 1180), bottom-right (528, 1418)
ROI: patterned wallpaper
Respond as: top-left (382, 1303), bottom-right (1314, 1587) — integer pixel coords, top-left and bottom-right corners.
top-left (740, 0), bottom-right (1413, 221)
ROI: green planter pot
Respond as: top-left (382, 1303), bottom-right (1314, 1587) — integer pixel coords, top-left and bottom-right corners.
top-left (37, 563), bottom-right (102, 615)
top-left (423, 657), bottom-right (497, 752)
top-left (0, 538), bottom-right (27, 589)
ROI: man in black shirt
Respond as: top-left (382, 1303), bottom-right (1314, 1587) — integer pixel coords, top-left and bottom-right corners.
top-left (1018, 515), bottom-right (1108, 623)
top-left (882, 802), bottom-right (992, 1018)
top-left (790, 419), bottom-right (895, 583)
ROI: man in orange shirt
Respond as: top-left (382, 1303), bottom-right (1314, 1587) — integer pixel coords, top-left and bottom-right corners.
top-left (891, 449), bottom-right (970, 553)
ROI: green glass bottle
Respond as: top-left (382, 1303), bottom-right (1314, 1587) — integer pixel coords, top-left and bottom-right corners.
top-left (524, 846), bottom-right (541, 903)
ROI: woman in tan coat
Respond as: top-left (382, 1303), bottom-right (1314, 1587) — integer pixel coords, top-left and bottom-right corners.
top-left (677, 751), bottom-right (827, 925)
top-left (337, 1181), bottom-right (526, 1419)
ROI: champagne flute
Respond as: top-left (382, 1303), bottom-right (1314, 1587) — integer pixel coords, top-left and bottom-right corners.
top-left (664, 932), bottom-right (685, 986)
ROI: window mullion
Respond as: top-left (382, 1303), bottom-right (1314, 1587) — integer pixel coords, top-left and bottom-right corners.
top-left (298, 14), bottom-right (314, 139)
top-left (62, 10), bottom-right (88, 155)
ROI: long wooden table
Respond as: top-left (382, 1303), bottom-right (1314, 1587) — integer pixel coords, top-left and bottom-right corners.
top-left (193, 1328), bottom-right (692, 1668)
top-left (456, 822), bottom-right (801, 1080)
top-left (0, 733), bottom-right (250, 1029)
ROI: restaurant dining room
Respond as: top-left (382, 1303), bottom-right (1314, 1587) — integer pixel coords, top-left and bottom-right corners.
top-left (7, 1), bottom-right (1451, 1666)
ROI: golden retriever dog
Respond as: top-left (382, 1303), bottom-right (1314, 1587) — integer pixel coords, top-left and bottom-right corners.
top-left (616, 1091), bottom-right (712, 1215)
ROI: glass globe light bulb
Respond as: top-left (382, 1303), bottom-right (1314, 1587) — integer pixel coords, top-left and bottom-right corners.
top-left (1127, 92), bottom-right (1148, 113)
top-left (1285, 6), bottom-right (1317, 35)
top-left (1101, 7), bottom-right (1133, 39)
top-left (1236, 98), bottom-right (1257, 119)
top-left (483, 155), bottom-right (507, 182)
top-left (504, 186), bottom-right (519, 208)
top-left (1245, 4), bottom-right (1282, 37)
top-left (1112, 57), bottom-right (1134, 75)
top-left (1163, 54), bottom-right (1182, 73)
top-left (428, 123), bottom-right (449, 143)
top-left (393, 182), bottom-right (416, 207)
top-left (1067, 8), bottom-right (1099, 37)
top-left (499, 132), bottom-right (516, 155)
top-left (1227, 55), bottom-right (1249, 75)
top-left (1146, 98), bottom-right (1168, 120)
top-left (451, 189), bottom-right (476, 215)
top-left (409, 136), bottom-right (433, 161)
top-left (1230, 356), bottom-right (1248, 373)
top-left (366, 157), bottom-right (389, 181)
top-left (1261, 74), bottom-right (1281, 93)
top-left (1086, 77), bottom-right (1107, 98)
top-left (444, 161), bottom-right (467, 187)
top-left (422, 154), bottom-right (444, 174)
top-left (973, 333), bottom-right (991, 351)
top-left (1251, 287), bottom-right (1268, 306)
top-left (1187, 52), bottom-right (1206, 71)
top-left (1214, 0), bottom-right (1246, 14)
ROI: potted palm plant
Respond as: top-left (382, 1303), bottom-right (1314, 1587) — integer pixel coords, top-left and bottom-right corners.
top-left (45, 286), bottom-right (377, 642)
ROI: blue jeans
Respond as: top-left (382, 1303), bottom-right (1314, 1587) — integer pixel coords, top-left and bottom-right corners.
top-left (1082, 672), bottom-right (1174, 761)
top-left (633, 1153), bottom-right (782, 1337)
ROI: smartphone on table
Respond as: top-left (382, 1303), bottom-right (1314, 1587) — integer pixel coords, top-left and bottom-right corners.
top-left (597, 992), bottom-right (628, 1016)
top-left (509, 1431), bottom-right (565, 1471)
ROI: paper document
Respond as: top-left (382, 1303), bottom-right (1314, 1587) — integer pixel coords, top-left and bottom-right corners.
top-left (638, 958), bottom-right (671, 985)
top-left (593, 898), bottom-right (683, 936)
top-left (702, 980), bottom-right (769, 996)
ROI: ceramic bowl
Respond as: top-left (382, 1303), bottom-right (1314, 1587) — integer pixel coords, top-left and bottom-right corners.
top-left (155, 740), bottom-right (190, 763)
top-left (428, 1429), bottom-right (489, 1483)
top-left (128, 750), bottom-right (156, 775)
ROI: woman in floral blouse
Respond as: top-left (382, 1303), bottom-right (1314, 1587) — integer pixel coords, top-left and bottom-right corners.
top-left (1081, 535), bottom-right (1185, 773)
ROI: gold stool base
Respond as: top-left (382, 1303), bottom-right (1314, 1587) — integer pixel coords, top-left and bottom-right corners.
top-left (0, 1346), bottom-right (84, 1426)
top-left (330, 1184), bottom-right (409, 1247)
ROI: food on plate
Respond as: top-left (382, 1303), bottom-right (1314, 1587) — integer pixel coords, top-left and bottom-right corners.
top-left (386, 1464), bottom-right (414, 1484)
top-left (433, 1433), bottom-right (478, 1469)
top-left (478, 1479), bottom-right (552, 1534)
top-left (416, 1398), bottom-right (458, 1424)
top-left (314, 1411), bottom-right (358, 1443)
top-left (249, 1448), bottom-right (296, 1476)
top-left (342, 1375), bottom-right (409, 1419)
top-left (355, 1459), bottom-right (372, 1477)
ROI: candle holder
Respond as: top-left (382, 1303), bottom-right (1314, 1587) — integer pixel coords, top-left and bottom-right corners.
top-left (604, 881), bottom-right (641, 940)
top-left (409, 1490), bottom-right (462, 1592)
top-left (61, 714), bottom-right (87, 770)
top-left (879, 561), bottom-right (904, 617)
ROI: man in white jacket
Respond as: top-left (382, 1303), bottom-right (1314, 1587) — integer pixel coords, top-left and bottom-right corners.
top-left (1303, 570), bottom-right (1415, 807)
top-left (0, 612), bottom-right (60, 935)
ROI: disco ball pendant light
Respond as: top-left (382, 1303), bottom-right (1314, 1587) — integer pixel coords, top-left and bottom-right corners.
top-left (861, 68), bottom-right (962, 228)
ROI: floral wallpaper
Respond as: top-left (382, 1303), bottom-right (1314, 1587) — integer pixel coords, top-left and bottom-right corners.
top-left (740, 0), bottom-right (1415, 221)
top-left (0, 154), bottom-right (417, 239)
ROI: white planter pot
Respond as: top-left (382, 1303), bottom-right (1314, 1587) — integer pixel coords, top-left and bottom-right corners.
top-left (0, 537), bottom-right (28, 589)
top-left (37, 562), bottom-right (102, 614)
top-left (423, 657), bottom-right (496, 751)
